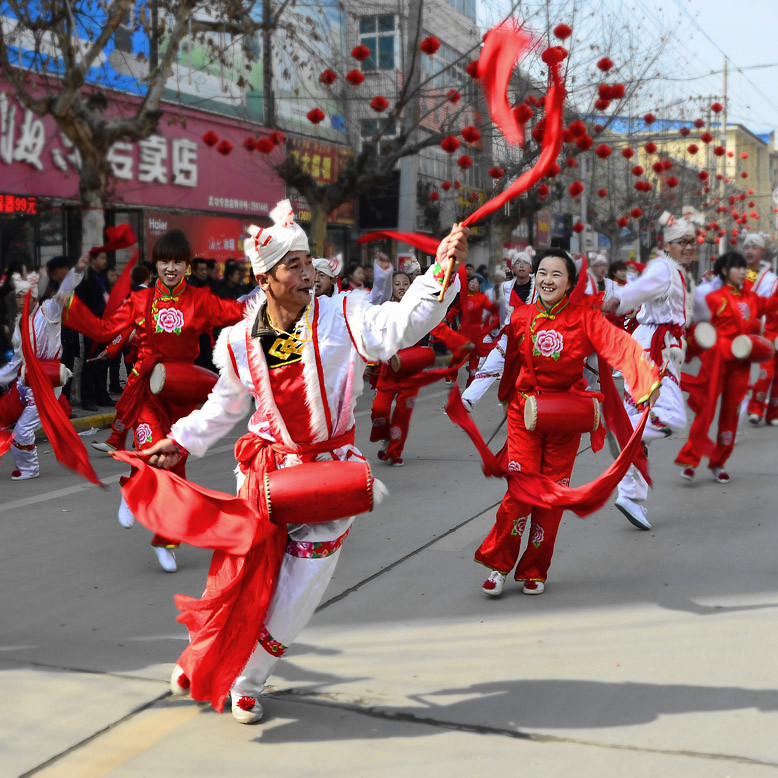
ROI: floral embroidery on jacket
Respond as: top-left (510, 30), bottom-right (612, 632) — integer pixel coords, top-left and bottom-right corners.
top-left (532, 329), bottom-right (564, 360)
top-left (154, 307), bottom-right (185, 334)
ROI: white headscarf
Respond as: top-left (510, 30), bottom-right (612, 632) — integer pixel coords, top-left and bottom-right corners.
top-left (398, 254), bottom-right (421, 276)
top-left (659, 208), bottom-right (702, 243)
top-left (244, 199), bottom-right (309, 275)
top-left (313, 255), bottom-right (342, 278)
top-left (12, 272), bottom-right (39, 299)
top-left (512, 246), bottom-right (534, 267)
top-left (743, 232), bottom-right (766, 249)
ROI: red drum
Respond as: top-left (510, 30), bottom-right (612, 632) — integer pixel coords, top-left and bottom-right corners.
top-left (729, 334), bottom-right (776, 363)
top-left (389, 346), bottom-right (436, 375)
top-left (690, 321), bottom-right (717, 350)
top-left (0, 382), bottom-right (24, 427)
top-left (524, 392), bottom-right (601, 434)
top-left (263, 460), bottom-right (375, 524)
top-left (149, 362), bottom-right (218, 404)
top-left (21, 360), bottom-right (68, 387)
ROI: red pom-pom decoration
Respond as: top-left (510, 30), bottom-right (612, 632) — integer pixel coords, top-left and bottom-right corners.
top-left (370, 95), bottom-right (389, 112)
top-left (610, 84), bottom-right (625, 99)
top-left (457, 155), bottom-right (473, 169)
top-left (741, 171), bottom-right (749, 178)
top-left (440, 135), bottom-right (460, 154)
top-left (631, 165), bottom-right (644, 176)
top-left (594, 98), bottom-right (611, 111)
top-left (687, 143), bottom-right (699, 154)
top-left (652, 161), bottom-right (663, 174)
top-left (711, 102), bottom-right (723, 113)
top-left (465, 60), bottom-right (479, 78)
top-left (547, 163), bottom-right (561, 178)
top-left (453, 180), bottom-right (462, 189)
top-left (693, 118), bottom-right (706, 129)
top-left (741, 152), bottom-right (749, 159)
top-left (202, 130), bottom-right (219, 147)
top-left (617, 216), bottom-right (629, 227)
top-left (256, 138), bottom-right (274, 154)
top-left (461, 125), bottom-right (481, 144)
top-left (679, 126), bottom-right (691, 137)
top-left (598, 84), bottom-right (612, 100)
top-left (269, 131), bottom-right (285, 145)
top-left (346, 69), bottom-right (365, 86)
top-left (242, 137), bottom-right (256, 151)
top-left (644, 142), bottom-right (657, 153)
top-left (595, 143), bottom-right (612, 159)
top-left (447, 89), bottom-right (461, 103)
top-left (420, 36), bottom-right (441, 55)
top-left (307, 108), bottom-right (326, 125)
top-left (568, 120), bottom-right (587, 138)
top-left (621, 147), bottom-right (635, 159)
top-left (216, 140), bottom-right (233, 156)
top-left (514, 104), bottom-right (533, 123)
top-left (713, 145), bottom-right (725, 156)
top-left (569, 181), bottom-right (584, 198)
top-left (537, 184), bottom-right (550, 198)
top-left (541, 46), bottom-right (568, 66)
top-left (630, 207), bottom-right (643, 219)
top-left (565, 156), bottom-right (578, 168)
top-left (594, 123), bottom-right (604, 132)
top-left (319, 69), bottom-right (337, 85)
top-left (666, 176), bottom-right (679, 188)
top-left (597, 57), bottom-right (614, 71)
top-left (553, 23), bottom-right (572, 39)
top-left (662, 159), bottom-right (673, 170)
top-left (429, 191), bottom-right (439, 202)
top-left (572, 221), bottom-right (585, 233)
top-left (488, 166), bottom-right (505, 179)
top-left (700, 132), bottom-right (713, 144)
top-left (441, 180), bottom-right (452, 191)
top-left (576, 135), bottom-right (593, 151)
top-left (352, 45), bottom-right (370, 61)
top-left (643, 113), bottom-right (656, 125)
top-left (597, 188), bottom-right (608, 198)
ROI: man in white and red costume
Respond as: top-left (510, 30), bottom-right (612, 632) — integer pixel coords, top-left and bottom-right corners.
top-left (741, 233), bottom-right (778, 425)
top-left (602, 210), bottom-right (698, 530)
top-left (461, 249), bottom-right (535, 411)
top-left (0, 259), bottom-right (87, 479)
top-left (142, 201), bottom-right (469, 724)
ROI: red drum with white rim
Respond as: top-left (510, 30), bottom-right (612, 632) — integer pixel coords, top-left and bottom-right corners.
top-left (524, 392), bottom-right (601, 434)
top-left (389, 346), bottom-right (436, 375)
top-left (690, 321), bottom-right (716, 350)
top-left (729, 334), bottom-right (775, 363)
top-left (21, 360), bottom-right (68, 387)
top-left (149, 362), bottom-right (218, 404)
top-left (263, 460), bottom-right (375, 524)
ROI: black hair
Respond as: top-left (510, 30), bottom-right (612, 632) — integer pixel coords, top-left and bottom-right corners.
top-left (46, 255), bottom-right (71, 271)
top-left (393, 271), bottom-right (410, 281)
top-left (533, 249), bottom-right (578, 288)
top-left (224, 259), bottom-right (242, 276)
top-left (152, 230), bottom-right (192, 264)
top-left (608, 260), bottom-right (628, 280)
top-left (192, 257), bottom-right (207, 270)
top-left (205, 258), bottom-right (217, 270)
top-left (716, 251), bottom-right (747, 282)
top-left (131, 265), bottom-right (152, 286)
top-left (347, 261), bottom-right (363, 277)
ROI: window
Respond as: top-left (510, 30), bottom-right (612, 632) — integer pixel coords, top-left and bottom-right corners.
top-left (360, 15), bottom-right (396, 71)
top-left (421, 39), bottom-right (467, 90)
top-left (443, 0), bottom-right (476, 20)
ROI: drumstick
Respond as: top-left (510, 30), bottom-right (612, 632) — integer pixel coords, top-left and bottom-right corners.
top-left (437, 222), bottom-right (462, 303)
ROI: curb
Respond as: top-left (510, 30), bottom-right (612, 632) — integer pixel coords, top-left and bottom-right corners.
top-left (35, 410), bottom-right (116, 441)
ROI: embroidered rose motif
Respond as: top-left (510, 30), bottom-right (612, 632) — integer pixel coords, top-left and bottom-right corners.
top-left (511, 517), bottom-right (527, 536)
top-left (529, 523), bottom-right (544, 548)
top-left (719, 430), bottom-right (734, 446)
top-left (508, 460), bottom-right (522, 472)
top-left (155, 307), bottom-right (185, 334)
top-left (135, 423), bottom-right (152, 447)
top-left (737, 302), bottom-right (750, 320)
top-left (533, 329), bottom-right (564, 360)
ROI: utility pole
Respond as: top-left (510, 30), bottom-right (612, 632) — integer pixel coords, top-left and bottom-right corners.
top-left (719, 58), bottom-right (728, 254)
top-left (262, 0), bottom-right (275, 127)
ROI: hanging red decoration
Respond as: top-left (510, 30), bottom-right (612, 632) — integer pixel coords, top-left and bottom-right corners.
top-left (741, 171), bottom-right (749, 178)
top-left (465, 60), bottom-right (479, 78)
top-left (319, 69), bottom-right (337, 85)
top-left (202, 130), bottom-right (219, 147)
top-left (420, 36), bottom-right (441, 55)
top-left (553, 23), bottom-right (572, 39)
top-left (727, 151), bottom-right (734, 157)
top-left (454, 180), bottom-right (462, 189)
top-left (643, 113), bottom-right (656, 125)
top-left (441, 180), bottom-right (452, 191)
top-left (594, 98), bottom-right (611, 111)
top-left (679, 126), bottom-right (691, 137)
top-left (687, 143), bottom-right (699, 154)
top-left (537, 184), bottom-right (550, 198)
top-left (576, 135), bottom-right (593, 151)
top-left (461, 125), bottom-right (481, 144)
top-left (568, 120), bottom-right (587, 138)
top-left (352, 45), bottom-right (370, 61)
top-left (541, 46), bottom-right (568, 66)
top-left (346, 69), bottom-right (365, 86)
top-left (468, 191), bottom-right (480, 202)
top-left (700, 132), bottom-right (713, 144)
top-left (572, 221), bottom-right (585, 233)
top-left (307, 108), bottom-right (326, 124)
top-left (531, 118), bottom-right (547, 144)
top-left (595, 143), bottom-right (612, 159)
top-left (597, 188), bottom-right (608, 197)
top-left (598, 84), bottom-right (612, 100)
top-left (617, 217), bottom-right (629, 227)
top-left (447, 89), bottom-right (462, 103)
top-left (711, 102), bottom-right (723, 113)
top-left (269, 130), bottom-right (285, 145)
top-left (635, 181), bottom-right (652, 193)
top-left (662, 159), bottom-right (673, 170)
top-left (666, 176), bottom-right (679, 188)
top-left (630, 207), bottom-right (643, 219)
top-left (594, 123), bottom-right (604, 132)
top-left (631, 165), bottom-right (644, 176)
top-left (698, 170), bottom-right (709, 180)
top-left (569, 180), bottom-right (584, 197)
top-left (651, 161), bottom-right (663, 173)
top-left (741, 152), bottom-right (749, 159)
top-left (547, 163), bottom-right (561, 178)
top-left (488, 166), bottom-right (505, 178)
top-left (370, 96), bottom-right (389, 112)
top-left (748, 188), bottom-right (755, 195)
top-left (440, 135), bottom-right (460, 153)
top-left (242, 137), bottom-right (256, 151)
top-left (644, 142), bottom-right (657, 153)
top-left (514, 104), bottom-right (533, 124)
top-left (610, 84), bottom-right (626, 99)
top-left (565, 156), bottom-right (578, 168)
top-left (597, 57), bottom-right (614, 71)
top-left (256, 138), bottom-right (274, 154)
top-left (621, 147), bottom-right (634, 159)
top-left (713, 145), bottom-right (725, 156)
top-left (693, 118), bottom-right (706, 129)
top-left (457, 155), bottom-right (473, 169)
top-left (429, 191), bottom-right (440, 201)
top-left (216, 140), bottom-right (233, 156)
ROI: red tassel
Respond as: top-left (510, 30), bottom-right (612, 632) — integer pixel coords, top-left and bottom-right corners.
top-left (20, 292), bottom-right (103, 486)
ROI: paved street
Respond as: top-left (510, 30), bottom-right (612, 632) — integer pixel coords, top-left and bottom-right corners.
top-left (2, 381), bottom-right (777, 777)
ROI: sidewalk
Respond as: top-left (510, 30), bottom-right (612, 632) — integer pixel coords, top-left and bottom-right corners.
top-left (35, 401), bottom-right (116, 441)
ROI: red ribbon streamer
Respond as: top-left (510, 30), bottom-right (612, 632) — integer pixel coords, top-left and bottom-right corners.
top-left (358, 231), bottom-right (440, 256)
top-left (20, 292), bottom-right (103, 486)
top-left (445, 384), bottom-right (650, 516)
top-left (101, 225), bottom-right (140, 320)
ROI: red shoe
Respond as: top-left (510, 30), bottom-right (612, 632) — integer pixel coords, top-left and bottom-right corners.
top-left (377, 448), bottom-right (388, 461)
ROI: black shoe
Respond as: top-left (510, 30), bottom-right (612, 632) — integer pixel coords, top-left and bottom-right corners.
top-left (97, 396), bottom-right (115, 407)
top-left (109, 385), bottom-right (123, 393)
top-left (81, 403), bottom-right (99, 412)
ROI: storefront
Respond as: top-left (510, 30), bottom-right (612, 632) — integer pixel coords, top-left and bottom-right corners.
top-left (0, 78), bottom-right (285, 271)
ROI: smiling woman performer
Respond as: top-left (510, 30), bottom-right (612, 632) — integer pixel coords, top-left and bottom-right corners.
top-left (63, 230), bottom-right (245, 571)
top-left (141, 201), bottom-right (469, 724)
top-left (477, 249), bottom-right (661, 598)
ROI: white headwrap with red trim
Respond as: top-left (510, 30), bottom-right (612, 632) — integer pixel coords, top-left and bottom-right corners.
top-left (12, 272), bottom-right (39, 298)
top-left (244, 199), bottom-right (309, 275)
top-left (659, 208), bottom-right (702, 243)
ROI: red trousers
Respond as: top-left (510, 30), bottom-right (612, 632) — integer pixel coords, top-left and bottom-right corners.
top-left (475, 403), bottom-right (581, 582)
top-left (747, 351), bottom-right (778, 422)
top-left (370, 384), bottom-right (419, 459)
top-left (135, 396), bottom-right (195, 547)
top-left (677, 361), bottom-right (751, 469)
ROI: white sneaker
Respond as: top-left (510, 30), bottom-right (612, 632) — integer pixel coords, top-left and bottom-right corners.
top-left (91, 441), bottom-right (117, 454)
top-left (10, 469), bottom-right (39, 481)
top-left (769, 419), bottom-right (778, 427)
top-left (117, 498), bottom-right (135, 529)
top-left (615, 496), bottom-right (651, 531)
top-left (462, 398), bottom-right (474, 413)
top-left (748, 414), bottom-right (762, 426)
top-left (231, 695), bottom-right (264, 724)
top-left (522, 580), bottom-right (545, 595)
top-left (481, 570), bottom-right (506, 597)
top-left (170, 664), bottom-right (190, 697)
top-left (153, 546), bottom-right (177, 573)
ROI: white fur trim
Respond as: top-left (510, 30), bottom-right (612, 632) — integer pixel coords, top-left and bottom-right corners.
top-left (212, 326), bottom-right (244, 393)
top-left (371, 477), bottom-right (389, 507)
top-left (299, 302), bottom-right (329, 444)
